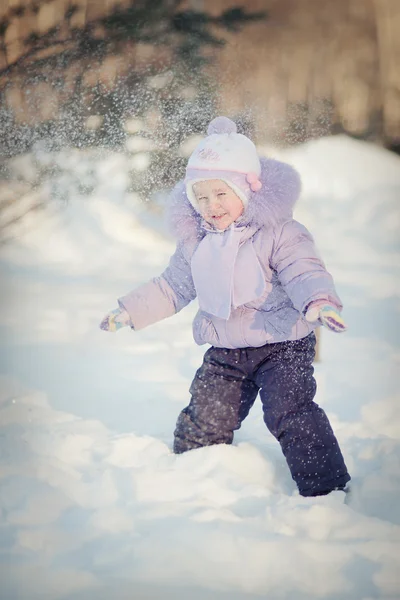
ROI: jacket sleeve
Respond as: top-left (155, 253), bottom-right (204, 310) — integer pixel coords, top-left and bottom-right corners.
top-left (118, 243), bottom-right (196, 330)
top-left (270, 219), bottom-right (342, 314)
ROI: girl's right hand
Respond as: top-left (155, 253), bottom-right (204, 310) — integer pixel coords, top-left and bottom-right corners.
top-left (100, 308), bottom-right (131, 332)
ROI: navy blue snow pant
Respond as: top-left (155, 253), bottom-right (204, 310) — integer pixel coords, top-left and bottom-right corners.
top-left (173, 333), bottom-right (350, 497)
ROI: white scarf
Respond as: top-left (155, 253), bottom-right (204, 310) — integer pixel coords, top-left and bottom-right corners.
top-left (191, 226), bottom-right (266, 319)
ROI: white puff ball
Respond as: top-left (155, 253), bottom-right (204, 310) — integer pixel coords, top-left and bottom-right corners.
top-left (207, 116), bottom-right (237, 136)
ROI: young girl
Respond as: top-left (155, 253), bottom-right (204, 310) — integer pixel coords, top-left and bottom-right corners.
top-left (100, 116), bottom-right (350, 498)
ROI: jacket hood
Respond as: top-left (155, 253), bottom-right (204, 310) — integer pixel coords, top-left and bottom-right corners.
top-left (167, 157), bottom-right (302, 242)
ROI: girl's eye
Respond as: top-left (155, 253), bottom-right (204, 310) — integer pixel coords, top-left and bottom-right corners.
top-left (217, 192), bottom-right (226, 196)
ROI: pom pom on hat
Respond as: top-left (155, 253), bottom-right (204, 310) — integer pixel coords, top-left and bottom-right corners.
top-left (207, 116), bottom-right (237, 135)
top-left (185, 116), bottom-right (262, 212)
top-left (247, 172), bottom-right (262, 192)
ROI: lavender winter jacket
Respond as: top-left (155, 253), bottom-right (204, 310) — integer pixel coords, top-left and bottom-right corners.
top-left (119, 158), bottom-right (342, 349)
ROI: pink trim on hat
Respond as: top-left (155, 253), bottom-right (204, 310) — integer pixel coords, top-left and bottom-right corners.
top-left (186, 168), bottom-right (263, 192)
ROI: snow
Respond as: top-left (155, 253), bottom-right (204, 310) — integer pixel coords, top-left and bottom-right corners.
top-left (0, 135), bottom-right (400, 599)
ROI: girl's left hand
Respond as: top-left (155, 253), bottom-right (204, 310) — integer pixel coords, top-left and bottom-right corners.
top-left (305, 303), bottom-right (347, 333)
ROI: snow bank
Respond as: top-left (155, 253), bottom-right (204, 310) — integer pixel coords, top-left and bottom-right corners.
top-left (272, 136), bottom-right (400, 301)
top-left (0, 148), bottom-right (174, 277)
top-left (1, 378), bottom-right (399, 600)
top-left (1, 135), bottom-right (400, 599)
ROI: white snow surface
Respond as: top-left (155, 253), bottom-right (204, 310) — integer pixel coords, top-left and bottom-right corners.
top-left (0, 135), bottom-right (400, 600)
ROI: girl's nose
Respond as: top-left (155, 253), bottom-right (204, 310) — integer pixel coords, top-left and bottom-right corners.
top-left (208, 196), bottom-right (221, 210)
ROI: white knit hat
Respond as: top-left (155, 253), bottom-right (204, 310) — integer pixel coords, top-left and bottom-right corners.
top-left (185, 116), bottom-right (262, 211)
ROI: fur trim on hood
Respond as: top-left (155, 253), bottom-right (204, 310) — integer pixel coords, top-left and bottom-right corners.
top-left (167, 157), bottom-right (301, 242)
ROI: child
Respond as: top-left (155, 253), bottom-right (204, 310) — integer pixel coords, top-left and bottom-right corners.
top-left (100, 116), bottom-right (350, 498)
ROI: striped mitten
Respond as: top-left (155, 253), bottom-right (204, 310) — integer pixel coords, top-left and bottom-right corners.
top-left (305, 302), bottom-right (347, 333)
top-left (100, 308), bottom-right (131, 332)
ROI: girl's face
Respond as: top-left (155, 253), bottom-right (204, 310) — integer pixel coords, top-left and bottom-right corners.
top-left (193, 179), bottom-right (244, 231)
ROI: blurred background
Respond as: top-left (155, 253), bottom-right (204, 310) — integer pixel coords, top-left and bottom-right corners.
top-left (1, 5), bottom-right (400, 597)
top-left (0, 0), bottom-right (399, 238)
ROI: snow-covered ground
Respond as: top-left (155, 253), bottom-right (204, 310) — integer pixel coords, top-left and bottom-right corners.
top-left (0, 135), bottom-right (399, 600)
